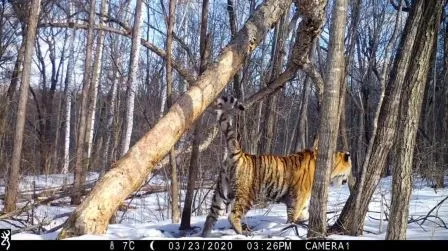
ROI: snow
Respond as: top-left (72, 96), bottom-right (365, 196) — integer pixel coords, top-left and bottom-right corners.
top-left (0, 172), bottom-right (99, 195)
top-left (2, 173), bottom-right (447, 240)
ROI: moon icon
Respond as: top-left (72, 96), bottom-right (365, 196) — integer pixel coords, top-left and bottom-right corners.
top-left (150, 240), bottom-right (155, 251)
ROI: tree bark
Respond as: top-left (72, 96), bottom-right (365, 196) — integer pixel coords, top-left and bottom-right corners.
top-left (386, 0), bottom-right (444, 239)
top-left (307, 0), bottom-right (347, 238)
top-left (4, 0), bottom-right (41, 213)
top-left (259, 13), bottom-right (288, 154)
top-left (0, 42), bottom-right (25, 148)
top-left (165, 0), bottom-right (180, 224)
top-left (61, 3), bottom-right (76, 175)
top-left (443, 16), bottom-right (448, 185)
top-left (72, 0), bottom-right (95, 205)
top-left (294, 77), bottom-right (310, 151)
top-left (51, 37), bottom-right (66, 173)
top-left (227, 0), bottom-right (242, 99)
top-left (44, 32), bottom-right (65, 174)
top-left (330, 0), bottom-right (426, 235)
top-left (35, 39), bottom-right (49, 174)
top-left (58, 0), bottom-right (292, 238)
top-left (180, 0), bottom-right (210, 231)
top-left (121, 0), bottom-right (143, 156)
top-left (101, 46), bottom-right (121, 176)
top-left (244, 0), bottom-right (326, 108)
top-left (86, 0), bottom-right (107, 164)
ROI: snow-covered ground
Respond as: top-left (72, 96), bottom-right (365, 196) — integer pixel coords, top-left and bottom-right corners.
top-left (2, 173), bottom-right (447, 240)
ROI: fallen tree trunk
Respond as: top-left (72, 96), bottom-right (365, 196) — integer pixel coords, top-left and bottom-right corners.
top-left (58, 0), bottom-right (292, 238)
top-left (0, 181), bottom-right (96, 202)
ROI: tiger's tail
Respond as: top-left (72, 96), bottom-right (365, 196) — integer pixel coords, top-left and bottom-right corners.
top-left (201, 170), bottom-right (232, 237)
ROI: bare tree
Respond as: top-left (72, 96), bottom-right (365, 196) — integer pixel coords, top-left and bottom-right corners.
top-left (227, 0), bottom-right (242, 99)
top-left (101, 46), bottom-right (121, 175)
top-left (307, 0), bottom-right (348, 238)
top-left (0, 42), bottom-right (24, 154)
top-left (443, 16), bottom-right (448, 186)
top-left (86, 0), bottom-right (108, 163)
top-left (180, 0), bottom-right (210, 231)
top-left (244, 0), bottom-right (326, 107)
top-left (121, 0), bottom-right (143, 156)
top-left (0, 1), bottom-right (27, 161)
top-left (3, 0), bottom-right (41, 213)
top-left (386, 0), bottom-right (445, 239)
top-left (258, 12), bottom-right (288, 154)
top-left (61, 2), bottom-right (76, 175)
top-left (331, 0), bottom-right (428, 235)
top-left (71, 0), bottom-right (96, 205)
top-left (294, 77), bottom-right (311, 152)
top-left (165, 0), bottom-right (180, 224)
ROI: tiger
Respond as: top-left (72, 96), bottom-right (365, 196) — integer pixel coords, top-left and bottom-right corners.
top-left (201, 95), bottom-right (352, 237)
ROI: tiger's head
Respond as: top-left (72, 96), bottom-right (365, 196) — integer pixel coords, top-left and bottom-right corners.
top-left (214, 95), bottom-right (245, 122)
top-left (330, 152), bottom-right (352, 187)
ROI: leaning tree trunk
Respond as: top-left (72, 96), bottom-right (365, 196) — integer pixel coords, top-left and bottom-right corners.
top-left (307, 0), bottom-right (347, 239)
top-left (4, 0), bottom-right (41, 213)
top-left (121, 0), bottom-right (143, 156)
top-left (72, 0), bottom-right (95, 205)
top-left (386, 0), bottom-right (444, 240)
top-left (57, 0), bottom-right (292, 238)
top-left (330, 0), bottom-right (426, 235)
top-left (179, 0), bottom-right (210, 231)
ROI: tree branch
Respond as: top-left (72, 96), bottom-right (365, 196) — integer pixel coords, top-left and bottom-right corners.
top-left (94, 12), bottom-right (198, 71)
top-left (244, 0), bottom-right (326, 107)
top-left (389, 0), bottom-right (411, 12)
top-left (38, 21), bottom-right (197, 84)
top-left (146, 22), bottom-right (198, 72)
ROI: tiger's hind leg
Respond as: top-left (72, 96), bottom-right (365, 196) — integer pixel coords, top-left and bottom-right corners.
top-left (201, 172), bottom-right (231, 237)
top-left (202, 192), bottom-right (227, 237)
top-left (283, 195), bottom-right (296, 223)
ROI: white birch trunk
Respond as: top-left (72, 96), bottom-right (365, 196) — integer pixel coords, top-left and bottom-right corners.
top-left (62, 2), bottom-right (76, 175)
top-left (86, 0), bottom-right (108, 158)
top-left (159, 83), bottom-right (167, 118)
top-left (62, 95), bottom-right (71, 174)
top-left (121, 0), bottom-right (143, 156)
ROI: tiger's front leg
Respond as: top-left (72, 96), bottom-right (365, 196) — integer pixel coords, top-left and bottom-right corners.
top-left (228, 193), bottom-right (252, 235)
top-left (291, 192), bottom-right (311, 223)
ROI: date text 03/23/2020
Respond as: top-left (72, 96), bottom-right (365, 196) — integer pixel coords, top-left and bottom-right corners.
top-left (166, 240), bottom-right (349, 251)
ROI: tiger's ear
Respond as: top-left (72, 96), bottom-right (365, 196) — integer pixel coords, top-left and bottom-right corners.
top-left (344, 152), bottom-right (350, 162)
top-left (312, 136), bottom-right (319, 151)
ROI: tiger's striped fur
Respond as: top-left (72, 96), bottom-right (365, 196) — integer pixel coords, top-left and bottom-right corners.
top-left (201, 96), bottom-right (352, 237)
